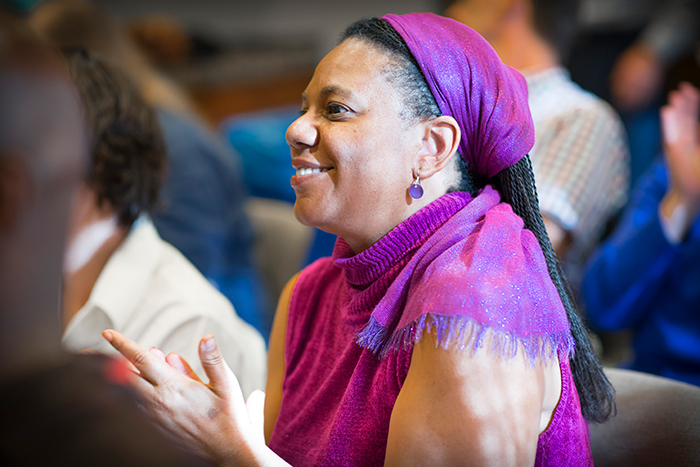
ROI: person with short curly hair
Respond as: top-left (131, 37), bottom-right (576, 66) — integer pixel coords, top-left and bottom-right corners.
top-left (66, 46), bottom-right (165, 228)
top-left (61, 49), bottom-right (266, 397)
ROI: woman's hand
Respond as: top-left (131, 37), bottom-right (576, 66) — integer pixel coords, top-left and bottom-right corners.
top-left (102, 330), bottom-right (276, 466)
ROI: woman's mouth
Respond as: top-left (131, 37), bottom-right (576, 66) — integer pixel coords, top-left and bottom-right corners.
top-left (296, 167), bottom-right (331, 176)
top-left (291, 166), bottom-right (333, 188)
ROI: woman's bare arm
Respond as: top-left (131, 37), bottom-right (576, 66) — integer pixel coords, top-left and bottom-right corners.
top-left (264, 273), bottom-right (298, 443)
top-left (384, 329), bottom-right (561, 467)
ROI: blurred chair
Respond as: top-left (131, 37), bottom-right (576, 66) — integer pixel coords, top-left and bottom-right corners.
top-left (589, 368), bottom-right (700, 467)
top-left (245, 197), bottom-right (313, 306)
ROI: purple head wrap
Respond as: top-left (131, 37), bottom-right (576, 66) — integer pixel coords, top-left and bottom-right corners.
top-left (383, 13), bottom-right (534, 179)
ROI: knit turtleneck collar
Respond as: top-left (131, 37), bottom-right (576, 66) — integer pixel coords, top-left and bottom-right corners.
top-left (332, 192), bottom-right (472, 287)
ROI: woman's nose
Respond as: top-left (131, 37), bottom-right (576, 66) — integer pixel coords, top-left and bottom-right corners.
top-left (286, 112), bottom-right (318, 150)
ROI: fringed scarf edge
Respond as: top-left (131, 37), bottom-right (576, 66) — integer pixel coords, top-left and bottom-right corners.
top-left (356, 313), bottom-right (575, 365)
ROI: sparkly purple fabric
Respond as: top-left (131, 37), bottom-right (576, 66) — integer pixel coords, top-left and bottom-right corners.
top-left (383, 13), bottom-right (535, 179)
top-left (352, 186), bottom-right (574, 361)
top-left (269, 191), bottom-right (590, 466)
top-left (535, 357), bottom-right (594, 466)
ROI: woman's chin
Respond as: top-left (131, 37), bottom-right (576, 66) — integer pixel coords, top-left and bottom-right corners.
top-left (293, 200), bottom-right (329, 230)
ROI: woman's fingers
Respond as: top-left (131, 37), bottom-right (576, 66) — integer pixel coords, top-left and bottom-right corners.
top-left (166, 352), bottom-right (203, 383)
top-left (103, 329), bottom-right (174, 386)
top-left (150, 347), bottom-right (166, 361)
top-left (198, 334), bottom-right (244, 403)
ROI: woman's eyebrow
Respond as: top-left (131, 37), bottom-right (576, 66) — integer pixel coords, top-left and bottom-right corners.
top-left (301, 85), bottom-right (353, 104)
top-left (321, 85), bottom-right (352, 99)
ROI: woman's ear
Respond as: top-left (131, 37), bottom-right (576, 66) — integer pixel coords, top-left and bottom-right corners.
top-left (415, 116), bottom-right (461, 178)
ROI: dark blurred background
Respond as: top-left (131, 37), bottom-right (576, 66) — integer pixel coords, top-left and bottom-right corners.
top-left (92, 0), bottom-right (444, 124)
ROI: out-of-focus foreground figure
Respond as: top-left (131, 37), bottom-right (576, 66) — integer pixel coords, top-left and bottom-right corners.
top-left (0, 11), bottom-right (206, 465)
top-left (0, 12), bottom-right (83, 380)
top-left (447, 0), bottom-right (629, 285)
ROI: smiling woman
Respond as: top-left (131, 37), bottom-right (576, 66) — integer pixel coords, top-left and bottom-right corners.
top-left (286, 38), bottom-right (459, 252)
top-left (104, 12), bottom-right (613, 467)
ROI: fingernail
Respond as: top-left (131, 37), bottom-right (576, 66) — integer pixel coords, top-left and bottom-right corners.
top-left (102, 331), bottom-right (113, 343)
top-left (166, 354), bottom-right (185, 373)
top-left (202, 336), bottom-right (216, 352)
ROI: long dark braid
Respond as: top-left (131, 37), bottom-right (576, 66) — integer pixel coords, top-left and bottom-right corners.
top-left (342, 17), bottom-right (615, 423)
top-left (493, 156), bottom-right (615, 423)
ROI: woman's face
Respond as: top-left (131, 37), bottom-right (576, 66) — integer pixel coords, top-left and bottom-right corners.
top-left (286, 38), bottom-right (425, 252)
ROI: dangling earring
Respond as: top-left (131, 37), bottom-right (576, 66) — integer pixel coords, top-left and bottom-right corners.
top-left (409, 169), bottom-right (424, 199)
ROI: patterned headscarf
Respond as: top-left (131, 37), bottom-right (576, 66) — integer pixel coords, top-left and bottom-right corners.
top-left (384, 13), bottom-right (534, 179)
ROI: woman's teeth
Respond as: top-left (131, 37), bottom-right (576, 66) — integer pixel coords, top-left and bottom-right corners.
top-left (296, 167), bottom-right (329, 176)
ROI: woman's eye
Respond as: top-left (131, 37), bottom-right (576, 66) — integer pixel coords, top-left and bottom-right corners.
top-left (298, 108), bottom-right (308, 116)
top-left (326, 103), bottom-right (349, 116)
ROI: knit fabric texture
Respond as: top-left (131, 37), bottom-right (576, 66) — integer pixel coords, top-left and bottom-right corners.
top-left (353, 187), bottom-right (574, 361)
top-left (268, 190), bottom-right (591, 466)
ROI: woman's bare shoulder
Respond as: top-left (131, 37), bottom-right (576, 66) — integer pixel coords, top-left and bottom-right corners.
top-left (385, 329), bottom-right (561, 466)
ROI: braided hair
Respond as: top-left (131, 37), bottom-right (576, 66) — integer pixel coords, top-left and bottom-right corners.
top-left (341, 18), bottom-right (615, 423)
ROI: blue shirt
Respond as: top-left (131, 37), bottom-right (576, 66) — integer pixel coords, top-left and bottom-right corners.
top-left (582, 161), bottom-right (700, 385)
top-left (222, 107), bottom-right (338, 266)
top-left (152, 108), bottom-right (271, 339)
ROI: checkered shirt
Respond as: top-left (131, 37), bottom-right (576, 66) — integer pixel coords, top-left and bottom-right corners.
top-left (525, 67), bottom-right (629, 283)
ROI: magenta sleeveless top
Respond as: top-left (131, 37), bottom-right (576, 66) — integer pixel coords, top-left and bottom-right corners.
top-left (268, 190), bottom-right (592, 466)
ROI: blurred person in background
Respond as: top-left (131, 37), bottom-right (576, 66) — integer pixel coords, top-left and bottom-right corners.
top-left (583, 82), bottom-right (700, 386)
top-left (30, 0), bottom-right (273, 340)
top-left (60, 48), bottom-right (266, 396)
top-left (0, 12), bottom-right (207, 465)
top-left (446, 0), bottom-right (629, 287)
top-left (569, 0), bottom-right (700, 188)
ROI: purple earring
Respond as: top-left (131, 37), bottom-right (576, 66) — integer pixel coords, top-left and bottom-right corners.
top-left (409, 169), bottom-right (424, 199)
